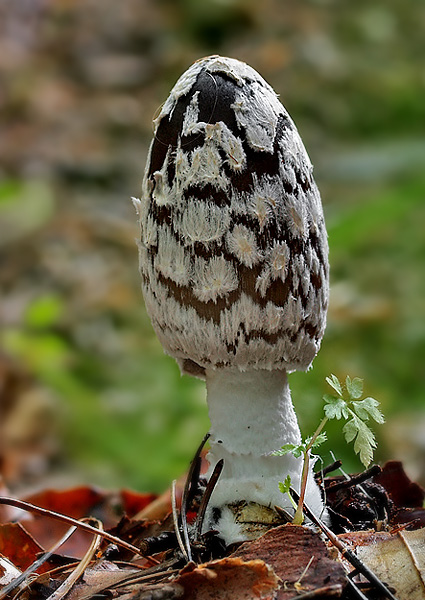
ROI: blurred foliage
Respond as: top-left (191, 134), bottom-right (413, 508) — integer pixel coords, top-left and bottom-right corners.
top-left (0, 0), bottom-right (424, 492)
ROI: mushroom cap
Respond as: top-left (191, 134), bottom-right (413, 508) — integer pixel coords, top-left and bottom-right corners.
top-left (137, 56), bottom-right (329, 378)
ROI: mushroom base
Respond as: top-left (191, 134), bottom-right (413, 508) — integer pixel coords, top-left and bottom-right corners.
top-left (204, 367), bottom-right (326, 544)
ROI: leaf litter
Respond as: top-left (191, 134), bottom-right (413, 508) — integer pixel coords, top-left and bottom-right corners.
top-left (0, 457), bottom-right (424, 599)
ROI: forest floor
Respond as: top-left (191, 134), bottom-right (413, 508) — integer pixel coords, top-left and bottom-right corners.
top-left (0, 456), bottom-right (424, 599)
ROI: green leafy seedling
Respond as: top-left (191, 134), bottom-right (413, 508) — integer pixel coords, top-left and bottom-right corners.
top-left (323, 374), bottom-right (385, 467)
top-left (278, 475), bottom-right (298, 512)
top-left (274, 375), bottom-right (384, 525)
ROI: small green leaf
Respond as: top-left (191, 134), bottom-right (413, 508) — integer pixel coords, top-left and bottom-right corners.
top-left (312, 432), bottom-right (327, 447)
top-left (279, 475), bottom-right (292, 494)
top-left (343, 415), bottom-right (377, 467)
top-left (272, 444), bottom-right (297, 456)
top-left (351, 402), bottom-right (370, 421)
top-left (291, 445), bottom-right (305, 459)
top-left (353, 397), bottom-right (385, 424)
top-left (323, 393), bottom-right (337, 404)
top-left (306, 432), bottom-right (327, 449)
top-left (323, 395), bottom-right (349, 420)
top-left (343, 417), bottom-right (358, 444)
top-left (326, 374), bottom-right (343, 396)
top-left (345, 376), bottom-right (363, 399)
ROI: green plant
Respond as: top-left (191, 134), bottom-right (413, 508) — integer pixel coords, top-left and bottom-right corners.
top-left (278, 475), bottom-right (299, 513)
top-left (274, 375), bottom-right (385, 525)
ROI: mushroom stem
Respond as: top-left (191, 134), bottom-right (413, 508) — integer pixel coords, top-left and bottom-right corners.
top-left (204, 368), bottom-right (324, 539)
top-left (207, 368), bottom-right (300, 456)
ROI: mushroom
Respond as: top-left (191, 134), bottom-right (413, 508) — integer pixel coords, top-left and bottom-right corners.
top-left (135, 56), bottom-right (329, 544)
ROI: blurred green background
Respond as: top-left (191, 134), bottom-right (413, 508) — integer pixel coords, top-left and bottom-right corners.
top-left (0, 0), bottom-right (424, 494)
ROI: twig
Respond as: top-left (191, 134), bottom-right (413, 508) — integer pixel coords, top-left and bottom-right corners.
top-left (287, 584), bottom-right (343, 599)
top-left (289, 488), bottom-right (398, 600)
top-left (390, 521), bottom-right (419, 534)
top-left (295, 555), bottom-right (315, 588)
top-left (135, 531), bottom-right (177, 557)
top-left (91, 557), bottom-right (182, 598)
top-left (328, 452), bottom-right (377, 502)
top-left (193, 459), bottom-right (224, 543)
top-left (0, 497), bottom-right (145, 556)
top-left (46, 518), bottom-right (103, 600)
top-left (326, 465), bottom-right (382, 493)
top-left (345, 578), bottom-right (371, 600)
top-left (180, 433), bottom-right (210, 562)
top-left (182, 433), bottom-right (209, 510)
top-left (274, 504), bottom-right (293, 523)
top-left (109, 565), bottom-right (181, 590)
top-left (171, 480), bottom-right (189, 561)
top-left (321, 460), bottom-right (343, 477)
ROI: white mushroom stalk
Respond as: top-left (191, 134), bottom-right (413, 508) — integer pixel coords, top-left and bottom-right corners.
top-left (136, 55), bottom-right (329, 545)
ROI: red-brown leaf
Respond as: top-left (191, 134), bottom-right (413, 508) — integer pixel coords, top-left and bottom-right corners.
top-left (174, 557), bottom-right (279, 600)
top-left (233, 524), bottom-right (346, 599)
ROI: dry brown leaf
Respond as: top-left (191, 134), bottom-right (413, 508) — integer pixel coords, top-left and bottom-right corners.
top-left (341, 528), bottom-right (425, 600)
top-left (174, 557), bottom-right (279, 600)
top-left (374, 461), bottom-right (425, 508)
top-left (0, 523), bottom-right (46, 572)
top-left (392, 507), bottom-right (425, 529)
top-left (24, 487), bottom-right (107, 520)
top-left (65, 560), bottom-right (142, 600)
top-left (21, 487), bottom-right (110, 558)
top-left (233, 524), bottom-right (346, 599)
top-left (120, 489), bottom-right (157, 518)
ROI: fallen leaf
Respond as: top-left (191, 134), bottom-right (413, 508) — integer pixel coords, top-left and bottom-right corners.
top-left (133, 474), bottom-right (187, 521)
top-left (233, 524), bottom-right (346, 599)
top-left (120, 489), bottom-right (157, 518)
top-left (106, 512), bottom-right (176, 563)
top-left (0, 523), bottom-right (46, 572)
top-left (21, 486), bottom-right (109, 558)
top-left (65, 560), bottom-right (141, 600)
top-left (174, 557), bottom-right (279, 600)
top-left (392, 507), bottom-right (425, 529)
top-left (374, 461), bottom-right (425, 508)
top-left (340, 528), bottom-right (425, 600)
top-left (24, 486), bottom-right (106, 520)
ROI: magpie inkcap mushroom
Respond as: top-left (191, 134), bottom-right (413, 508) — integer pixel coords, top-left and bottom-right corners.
top-left (135, 55), bottom-right (329, 544)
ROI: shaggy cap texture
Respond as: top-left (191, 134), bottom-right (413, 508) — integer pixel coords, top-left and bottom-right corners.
top-left (136, 55), bottom-right (329, 377)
